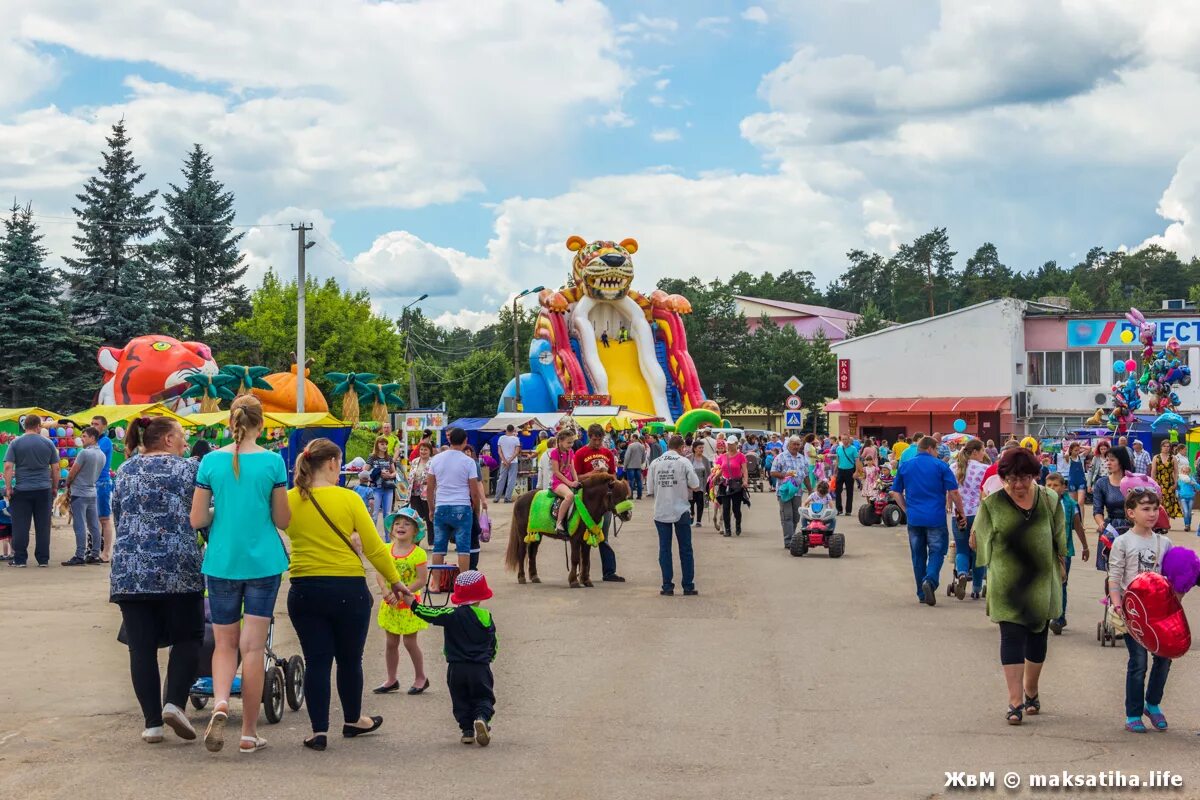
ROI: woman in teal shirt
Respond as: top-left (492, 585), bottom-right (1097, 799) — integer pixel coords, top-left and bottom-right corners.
top-left (190, 395), bottom-right (291, 754)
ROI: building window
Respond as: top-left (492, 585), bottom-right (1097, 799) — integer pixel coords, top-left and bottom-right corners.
top-left (1112, 349), bottom-right (1135, 367)
top-left (1027, 351), bottom-right (1101, 386)
top-left (1027, 352), bottom-right (1043, 386)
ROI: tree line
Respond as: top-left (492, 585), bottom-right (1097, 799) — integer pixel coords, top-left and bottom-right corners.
top-left (5, 119), bottom-right (1198, 418)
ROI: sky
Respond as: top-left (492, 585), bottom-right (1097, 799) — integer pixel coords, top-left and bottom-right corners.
top-left (3, 0), bottom-right (1200, 330)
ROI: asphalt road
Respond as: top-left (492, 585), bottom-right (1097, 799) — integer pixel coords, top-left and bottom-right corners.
top-left (2, 491), bottom-right (1200, 800)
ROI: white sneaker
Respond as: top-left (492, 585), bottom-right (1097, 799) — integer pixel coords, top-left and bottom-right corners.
top-left (142, 726), bottom-right (164, 743)
top-left (162, 703), bottom-right (196, 740)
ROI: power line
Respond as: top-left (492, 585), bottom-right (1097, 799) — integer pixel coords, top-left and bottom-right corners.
top-left (27, 212), bottom-right (291, 230)
top-left (409, 350), bottom-right (508, 386)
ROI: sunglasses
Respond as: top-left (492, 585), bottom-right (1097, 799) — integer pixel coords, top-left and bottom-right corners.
top-left (1126, 486), bottom-right (1160, 497)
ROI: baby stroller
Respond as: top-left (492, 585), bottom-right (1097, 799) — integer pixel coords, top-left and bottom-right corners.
top-left (746, 453), bottom-right (765, 492)
top-left (188, 599), bottom-right (306, 723)
top-left (1096, 521), bottom-right (1128, 647)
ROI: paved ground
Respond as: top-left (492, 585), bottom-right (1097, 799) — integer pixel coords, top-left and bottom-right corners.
top-left (2, 492), bottom-right (1200, 799)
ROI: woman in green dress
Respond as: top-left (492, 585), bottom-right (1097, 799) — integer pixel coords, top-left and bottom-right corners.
top-left (972, 447), bottom-right (1067, 726)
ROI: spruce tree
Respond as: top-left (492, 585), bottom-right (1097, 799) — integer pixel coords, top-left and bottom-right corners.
top-left (159, 144), bottom-right (248, 341)
top-left (0, 202), bottom-right (94, 407)
top-left (63, 119), bottom-right (166, 345)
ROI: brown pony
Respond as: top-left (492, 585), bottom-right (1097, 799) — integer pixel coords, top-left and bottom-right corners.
top-left (505, 472), bottom-right (632, 587)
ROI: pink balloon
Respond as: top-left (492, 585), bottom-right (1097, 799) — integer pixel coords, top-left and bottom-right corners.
top-left (1124, 572), bottom-right (1191, 659)
top-left (1125, 359), bottom-right (1138, 372)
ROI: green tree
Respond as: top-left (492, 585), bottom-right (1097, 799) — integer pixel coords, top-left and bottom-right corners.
top-left (440, 349), bottom-right (512, 417)
top-left (1066, 281), bottom-right (1094, 312)
top-left (63, 120), bottom-right (167, 345)
top-left (0, 203), bottom-right (95, 408)
top-left (223, 271), bottom-right (407, 408)
top-left (845, 299), bottom-right (888, 338)
top-left (159, 144), bottom-right (247, 340)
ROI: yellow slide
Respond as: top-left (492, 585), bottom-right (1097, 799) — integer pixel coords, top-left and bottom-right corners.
top-left (597, 339), bottom-right (656, 415)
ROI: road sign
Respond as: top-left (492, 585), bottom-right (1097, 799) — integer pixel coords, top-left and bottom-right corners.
top-left (784, 410), bottom-right (804, 428)
top-left (784, 375), bottom-right (803, 395)
top-left (785, 395), bottom-right (802, 410)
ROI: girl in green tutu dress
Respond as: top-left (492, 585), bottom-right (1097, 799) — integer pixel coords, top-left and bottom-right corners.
top-left (373, 508), bottom-right (430, 694)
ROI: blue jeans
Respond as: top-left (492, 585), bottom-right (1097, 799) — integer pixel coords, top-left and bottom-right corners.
top-left (907, 522), bottom-right (949, 598)
top-left (206, 574), bottom-right (282, 624)
top-left (952, 515), bottom-right (985, 593)
top-left (372, 487), bottom-right (395, 524)
top-left (599, 511), bottom-right (618, 577)
top-left (1182, 497), bottom-right (1193, 529)
top-left (655, 517), bottom-right (694, 592)
top-left (626, 468), bottom-right (643, 499)
top-left (70, 495), bottom-right (101, 559)
top-left (433, 505), bottom-right (473, 555)
top-left (1124, 634), bottom-right (1171, 718)
top-left (494, 461), bottom-right (519, 502)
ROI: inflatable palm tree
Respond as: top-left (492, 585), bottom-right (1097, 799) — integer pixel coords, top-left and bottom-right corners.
top-left (221, 365), bottom-right (274, 396)
top-left (182, 373), bottom-right (238, 413)
top-left (359, 381), bottom-right (405, 423)
top-left (325, 371), bottom-right (376, 423)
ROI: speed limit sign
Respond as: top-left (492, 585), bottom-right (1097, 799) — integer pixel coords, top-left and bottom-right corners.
top-left (785, 395), bottom-right (802, 410)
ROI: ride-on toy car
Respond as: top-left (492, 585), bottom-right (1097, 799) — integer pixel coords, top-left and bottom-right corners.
top-left (857, 495), bottom-right (906, 527)
top-left (790, 502), bottom-right (845, 558)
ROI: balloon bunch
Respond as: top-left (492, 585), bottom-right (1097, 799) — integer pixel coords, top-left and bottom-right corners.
top-left (1145, 336), bottom-right (1191, 429)
top-left (1107, 362), bottom-right (1141, 434)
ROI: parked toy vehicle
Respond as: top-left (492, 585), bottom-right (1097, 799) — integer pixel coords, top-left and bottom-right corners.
top-left (790, 502), bottom-right (845, 558)
top-left (857, 474), bottom-right (905, 527)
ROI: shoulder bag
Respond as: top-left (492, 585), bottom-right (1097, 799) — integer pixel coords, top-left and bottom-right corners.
top-left (309, 492), bottom-right (366, 561)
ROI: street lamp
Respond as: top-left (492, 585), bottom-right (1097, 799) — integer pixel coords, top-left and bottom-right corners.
top-left (402, 294), bottom-right (429, 410)
top-left (512, 286), bottom-right (544, 410)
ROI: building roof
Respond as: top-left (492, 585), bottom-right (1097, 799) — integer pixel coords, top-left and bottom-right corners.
top-left (733, 296), bottom-right (861, 321)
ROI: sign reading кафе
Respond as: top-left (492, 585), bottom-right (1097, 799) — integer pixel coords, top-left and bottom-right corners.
top-left (1067, 319), bottom-right (1200, 347)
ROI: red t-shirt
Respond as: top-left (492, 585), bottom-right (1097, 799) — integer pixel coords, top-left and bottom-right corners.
top-left (573, 445), bottom-right (616, 477)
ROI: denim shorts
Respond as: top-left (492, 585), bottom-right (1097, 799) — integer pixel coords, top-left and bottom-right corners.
top-left (96, 481), bottom-right (113, 518)
top-left (432, 505), bottom-right (473, 555)
top-left (206, 575), bottom-right (282, 624)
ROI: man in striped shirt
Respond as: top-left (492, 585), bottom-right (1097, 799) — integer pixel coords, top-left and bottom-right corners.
top-left (1131, 440), bottom-right (1152, 475)
top-left (770, 436), bottom-right (812, 548)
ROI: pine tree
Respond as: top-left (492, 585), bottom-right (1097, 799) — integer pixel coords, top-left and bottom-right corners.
top-left (159, 144), bottom-right (248, 341)
top-left (0, 202), bottom-right (95, 407)
top-left (63, 120), bottom-right (166, 345)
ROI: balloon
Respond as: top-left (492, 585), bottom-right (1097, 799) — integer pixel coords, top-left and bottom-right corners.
top-left (75, 437), bottom-right (83, 447)
top-left (1114, 360), bottom-right (1127, 375)
top-left (1125, 359), bottom-right (1138, 373)
top-left (67, 448), bottom-right (77, 457)
top-left (59, 458), bottom-right (68, 468)
top-left (58, 448), bottom-right (67, 458)
top-left (1163, 547), bottom-right (1200, 595)
top-left (952, 418), bottom-right (967, 433)
top-left (1120, 329), bottom-right (1135, 343)
top-left (1019, 436), bottom-right (1039, 453)
top-left (60, 468), bottom-right (69, 479)
top-left (115, 428), bottom-right (126, 440)
top-left (1124, 572), bottom-right (1191, 659)
top-left (55, 427), bottom-right (65, 437)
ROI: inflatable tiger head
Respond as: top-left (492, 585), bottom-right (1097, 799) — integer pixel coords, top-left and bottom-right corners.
top-left (567, 236), bottom-right (637, 301)
top-left (97, 335), bottom-right (218, 414)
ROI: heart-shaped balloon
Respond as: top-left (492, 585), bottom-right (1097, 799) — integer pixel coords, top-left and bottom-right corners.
top-left (1123, 572), bottom-right (1191, 659)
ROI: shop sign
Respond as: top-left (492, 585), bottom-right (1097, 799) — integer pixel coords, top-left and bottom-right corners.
top-left (558, 393), bottom-right (611, 410)
top-left (838, 359), bottom-right (851, 391)
top-left (1067, 318), bottom-right (1200, 347)
top-left (848, 413), bottom-right (858, 436)
top-left (404, 412), bottom-right (446, 431)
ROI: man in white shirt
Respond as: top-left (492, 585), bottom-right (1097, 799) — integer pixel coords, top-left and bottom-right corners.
top-left (493, 425), bottom-right (522, 503)
top-left (426, 427), bottom-right (481, 577)
top-left (647, 434), bottom-right (700, 596)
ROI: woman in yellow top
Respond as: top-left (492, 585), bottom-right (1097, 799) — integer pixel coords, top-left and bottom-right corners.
top-left (285, 437), bottom-right (406, 752)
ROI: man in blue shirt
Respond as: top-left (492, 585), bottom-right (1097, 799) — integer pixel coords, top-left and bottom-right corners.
top-left (890, 436), bottom-right (966, 606)
top-left (91, 415), bottom-right (114, 561)
top-left (833, 433), bottom-right (860, 516)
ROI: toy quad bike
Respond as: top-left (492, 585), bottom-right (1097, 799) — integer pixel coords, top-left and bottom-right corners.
top-left (857, 494), bottom-right (906, 527)
top-left (790, 502), bottom-right (845, 558)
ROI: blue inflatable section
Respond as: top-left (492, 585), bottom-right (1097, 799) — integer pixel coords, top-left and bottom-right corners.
top-left (497, 338), bottom-right (562, 413)
top-left (654, 336), bottom-right (684, 420)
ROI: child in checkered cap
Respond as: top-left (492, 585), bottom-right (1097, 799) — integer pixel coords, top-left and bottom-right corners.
top-left (398, 568), bottom-right (497, 746)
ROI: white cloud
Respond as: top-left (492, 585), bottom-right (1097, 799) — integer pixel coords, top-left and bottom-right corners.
top-left (1140, 146), bottom-right (1200, 258)
top-left (651, 128), bottom-right (681, 143)
top-left (617, 14), bottom-right (678, 43)
top-left (742, 6), bottom-right (768, 25)
top-left (0, 33), bottom-right (57, 109)
top-left (696, 16), bottom-right (731, 33)
top-left (599, 108), bottom-right (635, 128)
top-left (648, 95), bottom-right (666, 108)
top-left (5, 0), bottom-right (631, 211)
top-left (654, 79), bottom-right (671, 91)
top-left (433, 309), bottom-right (501, 332)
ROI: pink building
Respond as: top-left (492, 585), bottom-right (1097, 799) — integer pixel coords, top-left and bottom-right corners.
top-left (734, 296), bottom-right (861, 341)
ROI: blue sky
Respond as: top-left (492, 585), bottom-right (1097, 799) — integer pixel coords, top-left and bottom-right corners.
top-left (3, 0), bottom-right (1199, 328)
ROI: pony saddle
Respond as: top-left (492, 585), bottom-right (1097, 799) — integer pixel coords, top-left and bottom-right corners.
top-left (529, 490), bottom-right (572, 538)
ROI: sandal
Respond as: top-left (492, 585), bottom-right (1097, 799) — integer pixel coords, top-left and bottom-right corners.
top-left (1125, 718), bottom-right (1148, 733)
top-left (1023, 694), bottom-right (1040, 716)
top-left (1145, 707), bottom-right (1168, 730)
top-left (1006, 705), bottom-right (1023, 725)
top-left (203, 703), bottom-right (228, 752)
top-left (239, 735), bottom-right (268, 753)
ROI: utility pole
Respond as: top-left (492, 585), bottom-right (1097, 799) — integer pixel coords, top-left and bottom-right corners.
top-left (292, 223), bottom-right (314, 412)
top-left (402, 294), bottom-right (428, 411)
top-left (511, 286), bottom-right (544, 411)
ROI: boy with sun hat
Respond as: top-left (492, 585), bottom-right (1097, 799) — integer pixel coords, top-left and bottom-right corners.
top-left (398, 569), bottom-right (497, 745)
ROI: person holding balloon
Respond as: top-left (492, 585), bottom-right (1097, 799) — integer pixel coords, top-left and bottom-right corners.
top-left (1108, 489), bottom-right (1174, 733)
